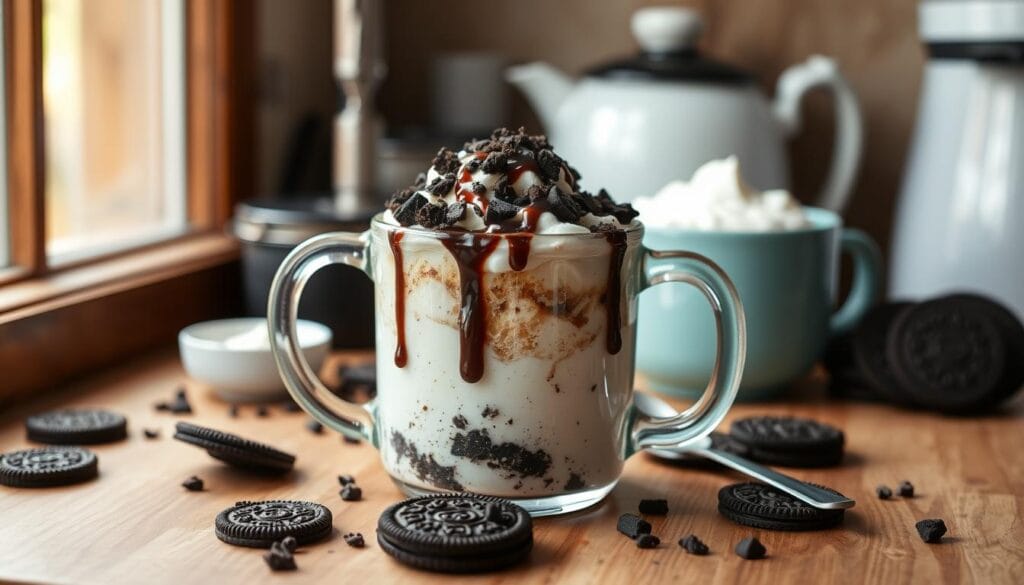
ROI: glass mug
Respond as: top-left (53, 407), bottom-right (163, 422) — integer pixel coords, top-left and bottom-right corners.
top-left (268, 216), bottom-right (746, 517)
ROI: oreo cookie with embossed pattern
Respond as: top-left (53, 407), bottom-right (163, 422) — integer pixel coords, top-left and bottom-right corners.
top-left (886, 298), bottom-right (1007, 413)
top-left (174, 422), bottom-right (295, 474)
top-left (26, 409), bottom-right (127, 445)
top-left (718, 482), bottom-right (845, 531)
top-left (0, 446), bottom-right (99, 487)
top-left (729, 416), bottom-right (844, 468)
top-left (215, 500), bottom-right (333, 548)
top-left (377, 493), bottom-right (532, 573)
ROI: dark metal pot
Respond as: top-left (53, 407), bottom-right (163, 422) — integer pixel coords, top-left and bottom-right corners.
top-left (232, 197), bottom-right (375, 349)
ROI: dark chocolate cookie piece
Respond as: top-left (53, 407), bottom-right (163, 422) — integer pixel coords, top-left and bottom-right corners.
top-left (215, 500), bottom-right (333, 548)
top-left (886, 299), bottom-right (1007, 412)
top-left (851, 302), bottom-right (918, 406)
top-left (173, 422), bottom-right (295, 474)
top-left (0, 446), bottom-right (99, 488)
top-left (729, 416), bottom-right (845, 468)
top-left (717, 482), bottom-right (846, 531)
top-left (26, 409), bottom-right (127, 445)
top-left (377, 493), bottom-right (532, 573)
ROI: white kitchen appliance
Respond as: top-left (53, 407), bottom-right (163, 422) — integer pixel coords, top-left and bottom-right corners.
top-left (506, 6), bottom-right (863, 212)
top-left (890, 0), bottom-right (1024, 318)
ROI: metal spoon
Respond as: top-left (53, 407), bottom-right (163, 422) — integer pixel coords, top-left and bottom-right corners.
top-left (634, 392), bottom-right (855, 510)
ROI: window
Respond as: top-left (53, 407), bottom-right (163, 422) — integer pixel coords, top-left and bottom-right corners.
top-left (42, 0), bottom-right (186, 263)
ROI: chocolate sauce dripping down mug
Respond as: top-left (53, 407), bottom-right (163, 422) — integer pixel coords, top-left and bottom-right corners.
top-left (268, 215), bottom-right (746, 517)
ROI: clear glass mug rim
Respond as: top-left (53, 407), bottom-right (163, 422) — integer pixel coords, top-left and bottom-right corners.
top-left (366, 213), bottom-right (646, 242)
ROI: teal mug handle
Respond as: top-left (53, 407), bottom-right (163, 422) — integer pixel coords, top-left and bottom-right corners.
top-left (829, 228), bottom-right (882, 336)
top-left (628, 249), bottom-right (746, 456)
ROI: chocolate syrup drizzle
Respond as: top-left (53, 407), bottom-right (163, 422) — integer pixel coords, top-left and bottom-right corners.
top-left (387, 230), bottom-right (408, 368)
top-left (387, 153), bottom-right (626, 383)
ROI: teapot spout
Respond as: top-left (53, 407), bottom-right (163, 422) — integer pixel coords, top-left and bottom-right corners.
top-left (504, 62), bottom-right (574, 133)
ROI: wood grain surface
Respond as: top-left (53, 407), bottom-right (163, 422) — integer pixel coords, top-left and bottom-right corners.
top-left (1, 349), bottom-right (1022, 584)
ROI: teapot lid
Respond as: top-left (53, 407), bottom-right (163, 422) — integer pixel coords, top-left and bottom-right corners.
top-left (586, 7), bottom-right (752, 84)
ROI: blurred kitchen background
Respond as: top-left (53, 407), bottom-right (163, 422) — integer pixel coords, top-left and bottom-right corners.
top-left (244, 0), bottom-right (920, 265)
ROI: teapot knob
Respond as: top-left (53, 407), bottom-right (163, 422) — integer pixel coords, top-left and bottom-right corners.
top-left (631, 7), bottom-right (703, 53)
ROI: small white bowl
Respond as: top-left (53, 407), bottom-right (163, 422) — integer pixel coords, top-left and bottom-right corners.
top-left (178, 317), bottom-right (332, 403)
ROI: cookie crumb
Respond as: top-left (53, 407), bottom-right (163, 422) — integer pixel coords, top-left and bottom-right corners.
top-left (916, 518), bottom-right (947, 543)
top-left (340, 484), bottom-right (363, 501)
top-left (876, 485), bottom-right (893, 500)
top-left (617, 513), bottom-right (652, 539)
top-left (735, 536), bottom-right (766, 560)
top-left (638, 499), bottom-right (668, 515)
top-left (635, 534), bottom-right (660, 549)
top-left (343, 532), bottom-right (365, 548)
top-left (143, 428), bottom-right (159, 439)
top-left (899, 480), bottom-right (914, 498)
top-left (181, 476), bottom-right (204, 492)
top-left (679, 534), bottom-right (709, 555)
top-left (306, 419), bottom-right (324, 434)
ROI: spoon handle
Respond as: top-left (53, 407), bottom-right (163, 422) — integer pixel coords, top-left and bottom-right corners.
top-left (696, 447), bottom-right (856, 510)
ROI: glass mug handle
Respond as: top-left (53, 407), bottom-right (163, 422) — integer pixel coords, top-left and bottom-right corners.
top-left (628, 249), bottom-right (746, 455)
top-left (268, 232), bottom-right (377, 445)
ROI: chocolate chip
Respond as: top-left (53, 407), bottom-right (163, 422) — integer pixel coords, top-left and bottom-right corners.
top-left (735, 536), bottom-right (766, 560)
top-left (263, 544), bottom-right (297, 572)
top-left (547, 185), bottom-right (584, 223)
top-left (340, 484), bottom-right (362, 501)
top-left (537, 149), bottom-right (562, 181)
top-left (280, 536), bottom-right (298, 554)
top-left (415, 202), bottom-right (447, 227)
top-left (679, 534), bottom-right (709, 555)
top-left (431, 148), bottom-right (460, 175)
top-left (393, 193), bottom-right (429, 226)
top-left (484, 197), bottom-right (520, 224)
top-left (635, 534), bottom-right (660, 549)
top-left (306, 419), bottom-right (324, 434)
top-left (617, 513), bottom-right (652, 538)
top-left (182, 476), bottom-right (203, 491)
top-left (899, 480), bottom-right (914, 498)
top-left (876, 485), bottom-right (893, 500)
top-left (638, 499), bottom-right (668, 515)
top-left (143, 428), bottom-right (159, 439)
top-left (480, 152), bottom-right (507, 174)
top-left (427, 173), bottom-right (456, 196)
top-left (916, 518), bottom-right (947, 543)
top-left (343, 532), bottom-right (365, 548)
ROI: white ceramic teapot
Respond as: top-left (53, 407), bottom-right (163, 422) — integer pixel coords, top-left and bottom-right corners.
top-left (506, 7), bottom-right (863, 211)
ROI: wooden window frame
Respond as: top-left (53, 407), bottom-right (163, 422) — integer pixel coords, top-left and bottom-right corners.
top-left (0, 0), bottom-right (256, 405)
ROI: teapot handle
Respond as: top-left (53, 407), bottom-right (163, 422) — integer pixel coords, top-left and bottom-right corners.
top-left (773, 55), bottom-right (863, 214)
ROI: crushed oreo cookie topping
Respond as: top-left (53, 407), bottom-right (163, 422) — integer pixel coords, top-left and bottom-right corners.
top-left (384, 127), bottom-right (637, 234)
top-left (679, 534), bottom-right (709, 555)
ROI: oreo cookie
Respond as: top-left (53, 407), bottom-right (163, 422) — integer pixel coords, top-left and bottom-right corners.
top-left (729, 416), bottom-right (844, 468)
top-left (26, 409), bottom-right (127, 445)
top-left (886, 299), bottom-right (1007, 412)
top-left (940, 293), bottom-right (1024, 402)
top-left (717, 482), bottom-right (846, 531)
top-left (215, 500), bottom-right (333, 548)
top-left (0, 446), bottom-right (99, 487)
top-left (377, 493), bottom-right (533, 573)
top-left (173, 422), bottom-right (295, 474)
top-left (851, 302), bottom-right (917, 406)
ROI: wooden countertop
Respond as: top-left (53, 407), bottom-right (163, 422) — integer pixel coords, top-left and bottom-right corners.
top-left (1, 349), bottom-right (1022, 585)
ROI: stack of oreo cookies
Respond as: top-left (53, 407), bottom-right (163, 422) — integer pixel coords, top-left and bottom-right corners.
top-left (827, 293), bottom-right (1024, 413)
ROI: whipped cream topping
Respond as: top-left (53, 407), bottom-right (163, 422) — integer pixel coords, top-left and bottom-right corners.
top-left (633, 157), bottom-right (809, 231)
top-left (382, 129), bottom-right (638, 235)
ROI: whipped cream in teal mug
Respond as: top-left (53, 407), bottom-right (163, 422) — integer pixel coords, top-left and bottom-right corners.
top-left (635, 158), bottom-right (881, 399)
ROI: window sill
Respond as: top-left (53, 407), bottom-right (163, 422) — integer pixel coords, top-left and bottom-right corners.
top-left (0, 232), bottom-right (240, 323)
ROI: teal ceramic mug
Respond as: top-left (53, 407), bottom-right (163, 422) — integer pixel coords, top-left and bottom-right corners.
top-left (637, 207), bottom-right (881, 399)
